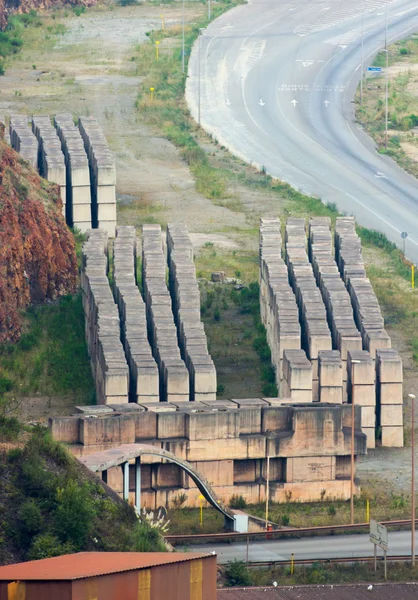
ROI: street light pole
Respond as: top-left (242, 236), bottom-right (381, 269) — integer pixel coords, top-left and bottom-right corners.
top-left (384, 0), bottom-right (389, 149)
top-left (360, 1), bottom-right (364, 106)
top-left (208, 0), bottom-right (211, 20)
top-left (182, 0), bottom-right (185, 73)
top-left (351, 359), bottom-right (361, 525)
top-left (410, 393), bottom-right (416, 568)
top-left (198, 28), bottom-right (205, 126)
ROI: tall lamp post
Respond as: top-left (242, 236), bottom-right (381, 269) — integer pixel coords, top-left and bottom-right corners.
top-left (351, 359), bottom-right (361, 525)
top-left (182, 0), bottom-right (185, 73)
top-left (360, 1), bottom-right (364, 105)
top-left (384, 0), bottom-right (389, 149)
top-left (198, 28), bottom-right (206, 126)
top-left (410, 393), bottom-right (416, 567)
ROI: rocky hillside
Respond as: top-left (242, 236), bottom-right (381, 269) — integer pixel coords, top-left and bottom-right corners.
top-left (0, 137), bottom-right (77, 343)
top-left (0, 0), bottom-right (97, 30)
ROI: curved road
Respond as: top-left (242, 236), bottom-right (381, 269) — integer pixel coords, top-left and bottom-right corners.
top-left (185, 529), bottom-right (417, 564)
top-left (186, 0), bottom-right (418, 261)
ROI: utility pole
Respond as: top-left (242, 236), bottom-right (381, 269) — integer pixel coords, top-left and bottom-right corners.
top-left (182, 0), bottom-right (185, 73)
top-left (208, 0), bottom-right (211, 20)
top-left (384, 0), bottom-right (389, 149)
top-left (351, 359), bottom-right (361, 525)
top-left (198, 28), bottom-right (205, 126)
top-left (410, 393), bottom-right (416, 568)
top-left (265, 455), bottom-right (270, 529)
top-left (360, 1), bottom-right (364, 106)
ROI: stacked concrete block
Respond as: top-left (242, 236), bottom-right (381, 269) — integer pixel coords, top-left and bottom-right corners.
top-left (282, 349), bottom-right (313, 402)
top-left (335, 217), bottom-right (391, 357)
top-left (78, 116), bottom-right (116, 237)
top-left (318, 350), bottom-right (343, 404)
top-left (285, 218), bottom-right (332, 400)
top-left (32, 115), bottom-right (67, 215)
top-left (54, 113), bottom-right (92, 232)
top-left (376, 349), bottom-right (404, 447)
top-left (142, 224), bottom-right (190, 402)
top-left (309, 218), bottom-right (362, 396)
top-left (259, 218), bottom-right (301, 391)
top-left (347, 350), bottom-right (376, 448)
top-left (9, 115), bottom-right (38, 168)
top-left (166, 224), bottom-right (216, 401)
top-left (81, 229), bottom-right (129, 404)
top-left (113, 226), bottom-right (159, 403)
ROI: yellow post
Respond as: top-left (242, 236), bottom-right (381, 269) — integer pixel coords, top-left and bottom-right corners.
top-left (366, 498), bottom-right (370, 523)
top-left (161, 15), bottom-right (164, 29)
top-left (290, 553), bottom-right (294, 575)
top-left (156, 40), bottom-right (160, 61)
top-left (412, 265), bottom-right (415, 290)
top-left (149, 87), bottom-right (154, 102)
top-left (199, 494), bottom-right (204, 527)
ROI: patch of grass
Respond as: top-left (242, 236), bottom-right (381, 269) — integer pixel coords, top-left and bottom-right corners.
top-left (167, 507), bottom-right (225, 535)
top-left (0, 294), bottom-right (94, 402)
top-left (0, 11), bottom-right (43, 75)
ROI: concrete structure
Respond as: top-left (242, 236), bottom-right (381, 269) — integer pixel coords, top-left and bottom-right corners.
top-left (9, 115), bottom-right (38, 168)
top-left (285, 218), bottom-right (332, 400)
top-left (112, 226), bottom-right (159, 403)
top-left (142, 224), bottom-right (190, 402)
top-left (348, 350), bottom-right (376, 449)
top-left (78, 116), bottom-right (117, 237)
top-left (55, 113), bottom-right (92, 232)
top-left (281, 349), bottom-right (313, 402)
top-left (32, 115), bottom-right (67, 214)
top-left (376, 349), bottom-right (404, 447)
top-left (166, 223), bottom-right (216, 401)
top-left (50, 401), bottom-right (366, 507)
top-left (79, 442), bottom-right (235, 529)
top-left (0, 552), bottom-right (217, 600)
top-left (81, 229), bottom-right (129, 404)
top-left (318, 350), bottom-right (343, 404)
top-left (259, 218), bottom-right (300, 389)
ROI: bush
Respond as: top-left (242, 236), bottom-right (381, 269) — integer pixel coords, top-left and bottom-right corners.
top-left (262, 382), bottom-right (278, 397)
top-left (224, 560), bottom-right (252, 587)
top-left (28, 534), bottom-right (74, 561)
top-left (17, 500), bottom-right (44, 547)
top-left (327, 504), bottom-right (337, 516)
top-left (229, 495), bottom-right (247, 509)
top-left (399, 47), bottom-right (409, 55)
top-left (0, 416), bottom-right (20, 441)
top-left (281, 514), bottom-right (290, 526)
top-left (54, 479), bottom-right (96, 549)
top-left (217, 383), bottom-right (226, 395)
top-left (0, 376), bottom-right (13, 394)
top-left (213, 307), bottom-right (221, 322)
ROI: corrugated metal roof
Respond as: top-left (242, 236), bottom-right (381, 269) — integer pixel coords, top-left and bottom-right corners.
top-left (217, 583), bottom-right (418, 600)
top-left (0, 552), bottom-right (212, 581)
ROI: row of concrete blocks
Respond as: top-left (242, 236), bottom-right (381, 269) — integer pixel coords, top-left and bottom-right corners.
top-left (51, 400), bottom-right (364, 458)
top-left (309, 217), bottom-right (362, 393)
top-left (335, 217), bottom-right (391, 356)
top-left (54, 113), bottom-right (93, 233)
top-left (9, 115), bottom-right (38, 168)
top-left (112, 226), bottom-right (159, 403)
top-left (259, 218), bottom-right (301, 385)
top-left (78, 116), bottom-right (117, 237)
top-left (31, 115), bottom-right (67, 214)
top-left (166, 224), bottom-right (217, 401)
top-left (285, 217), bottom-right (332, 399)
top-left (142, 224), bottom-right (190, 402)
top-left (81, 230), bottom-right (129, 404)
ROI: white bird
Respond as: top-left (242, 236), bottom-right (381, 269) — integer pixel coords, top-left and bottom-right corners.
top-left (273, 581), bottom-right (278, 587)
top-left (211, 551), bottom-right (216, 555)
top-left (368, 584), bottom-right (373, 591)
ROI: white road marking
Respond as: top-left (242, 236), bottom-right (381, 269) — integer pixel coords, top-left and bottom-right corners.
top-left (226, 98), bottom-right (231, 106)
top-left (395, 7), bottom-right (418, 17)
top-left (291, 99), bottom-right (298, 106)
top-left (320, 7), bottom-right (330, 11)
top-left (324, 100), bottom-right (330, 107)
top-left (375, 172), bottom-right (388, 179)
top-left (259, 99), bottom-right (265, 106)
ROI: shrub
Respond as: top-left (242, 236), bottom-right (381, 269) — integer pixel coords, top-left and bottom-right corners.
top-left (229, 494), bottom-right (247, 509)
top-left (281, 514), bottom-right (290, 526)
top-left (28, 534), bottom-right (74, 561)
top-left (217, 384), bottom-right (226, 395)
top-left (224, 560), bottom-right (252, 587)
top-left (17, 500), bottom-right (44, 547)
top-left (262, 382), bottom-right (278, 397)
top-left (54, 480), bottom-right (96, 549)
top-left (213, 307), bottom-right (221, 322)
top-left (0, 377), bottom-right (13, 394)
top-left (171, 493), bottom-right (188, 509)
top-left (399, 47), bottom-right (409, 55)
top-left (0, 416), bottom-right (20, 441)
top-left (327, 504), bottom-right (336, 516)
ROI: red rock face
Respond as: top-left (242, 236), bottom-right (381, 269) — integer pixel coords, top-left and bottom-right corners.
top-left (0, 139), bottom-right (77, 343)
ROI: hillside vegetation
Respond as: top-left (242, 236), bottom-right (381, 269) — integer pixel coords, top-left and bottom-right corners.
top-left (0, 428), bottom-right (165, 564)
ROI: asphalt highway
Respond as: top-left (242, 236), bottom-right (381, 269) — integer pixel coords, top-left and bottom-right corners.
top-left (186, 0), bottom-right (418, 261)
top-left (183, 530), bottom-right (417, 564)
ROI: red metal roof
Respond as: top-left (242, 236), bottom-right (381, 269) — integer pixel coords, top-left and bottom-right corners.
top-left (0, 552), bottom-right (212, 581)
top-left (217, 583), bottom-right (418, 599)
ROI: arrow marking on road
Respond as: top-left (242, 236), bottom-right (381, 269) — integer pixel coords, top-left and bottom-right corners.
top-left (259, 99), bottom-right (265, 106)
top-left (291, 99), bottom-right (298, 106)
top-left (339, 45), bottom-right (347, 49)
top-left (226, 98), bottom-right (231, 106)
top-left (324, 100), bottom-right (330, 107)
top-left (222, 24), bottom-right (234, 30)
top-left (302, 61), bottom-right (314, 67)
top-left (375, 172), bottom-right (388, 179)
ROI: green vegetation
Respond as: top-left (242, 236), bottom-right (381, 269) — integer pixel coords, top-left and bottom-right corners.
top-left (0, 11), bottom-right (43, 75)
top-left (222, 560), bottom-right (418, 587)
top-left (229, 494), bottom-right (247, 510)
top-left (0, 294), bottom-right (95, 405)
top-left (0, 428), bottom-right (165, 564)
top-left (167, 506), bottom-right (224, 535)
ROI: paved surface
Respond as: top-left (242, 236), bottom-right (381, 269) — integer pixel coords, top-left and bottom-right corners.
top-left (186, 0), bottom-right (418, 261)
top-left (184, 530), bottom-right (417, 563)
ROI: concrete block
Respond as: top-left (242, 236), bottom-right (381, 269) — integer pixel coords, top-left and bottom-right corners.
top-left (380, 404), bottom-right (403, 427)
top-left (382, 426), bottom-right (404, 447)
top-left (361, 405), bottom-right (375, 427)
top-left (380, 383), bottom-right (403, 405)
top-left (157, 412), bottom-right (186, 439)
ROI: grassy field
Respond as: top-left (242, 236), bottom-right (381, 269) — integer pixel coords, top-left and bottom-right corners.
top-left (356, 33), bottom-right (418, 176)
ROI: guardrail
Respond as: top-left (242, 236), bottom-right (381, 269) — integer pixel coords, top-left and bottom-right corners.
top-left (245, 554), bottom-right (412, 568)
top-left (165, 519), bottom-right (417, 544)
